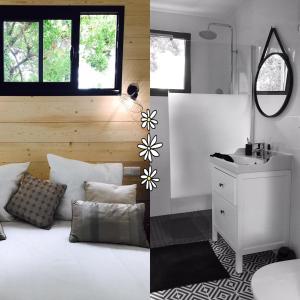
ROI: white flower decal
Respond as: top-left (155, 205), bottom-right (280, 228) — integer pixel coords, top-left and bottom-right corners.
top-left (139, 110), bottom-right (161, 190)
top-left (141, 109), bottom-right (158, 130)
top-left (138, 133), bottom-right (163, 162)
top-left (141, 166), bottom-right (160, 191)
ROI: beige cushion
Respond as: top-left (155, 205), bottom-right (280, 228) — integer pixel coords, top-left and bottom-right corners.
top-left (69, 201), bottom-right (148, 248)
top-left (84, 181), bottom-right (137, 204)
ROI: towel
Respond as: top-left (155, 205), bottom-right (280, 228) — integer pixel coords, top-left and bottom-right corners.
top-left (210, 153), bottom-right (234, 163)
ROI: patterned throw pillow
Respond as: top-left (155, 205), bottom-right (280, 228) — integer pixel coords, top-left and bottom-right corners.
top-left (70, 201), bottom-right (149, 248)
top-left (0, 223), bottom-right (6, 240)
top-left (5, 173), bottom-right (67, 229)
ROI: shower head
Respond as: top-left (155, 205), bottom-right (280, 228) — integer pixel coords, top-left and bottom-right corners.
top-left (199, 22), bottom-right (235, 94)
top-left (199, 29), bottom-right (217, 40)
top-left (199, 22), bottom-right (233, 40)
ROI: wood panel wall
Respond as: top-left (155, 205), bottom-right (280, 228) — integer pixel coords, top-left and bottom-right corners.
top-left (0, 0), bottom-right (150, 207)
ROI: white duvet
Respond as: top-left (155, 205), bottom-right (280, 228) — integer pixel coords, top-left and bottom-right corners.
top-left (0, 221), bottom-right (150, 300)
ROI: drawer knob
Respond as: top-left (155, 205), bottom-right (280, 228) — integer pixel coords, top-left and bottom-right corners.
top-left (219, 183), bottom-right (224, 188)
top-left (220, 210), bottom-right (225, 215)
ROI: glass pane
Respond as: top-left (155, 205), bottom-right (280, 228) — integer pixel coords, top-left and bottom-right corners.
top-left (256, 54), bottom-right (288, 92)
top-left (4, 22), bottom-right (39, 82)
top-left (150, 35), bottom-right (186, 89)
top-left (43, 20), bottom-right (72, 82)
top-left (79, 15), bottom-right (117, 89)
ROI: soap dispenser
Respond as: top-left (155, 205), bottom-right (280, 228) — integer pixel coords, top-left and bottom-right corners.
top-left (245, 138), bottom-right (252, 156)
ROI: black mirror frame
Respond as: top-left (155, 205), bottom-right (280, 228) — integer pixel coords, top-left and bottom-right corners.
top-left (254, 27), bottom-right (293, 118)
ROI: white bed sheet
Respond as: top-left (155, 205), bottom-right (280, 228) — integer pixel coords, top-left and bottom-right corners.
top-left (0, 221), bottom-right (150, 300)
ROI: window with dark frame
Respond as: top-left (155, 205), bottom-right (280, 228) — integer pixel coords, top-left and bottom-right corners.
top-left (0, 6), bottom-right (124, 96)
top-left (150, 29), bottom-right (191, 96)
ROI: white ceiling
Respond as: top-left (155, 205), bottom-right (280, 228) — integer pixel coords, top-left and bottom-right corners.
top-left (151, 0), bottom-right (245, 17)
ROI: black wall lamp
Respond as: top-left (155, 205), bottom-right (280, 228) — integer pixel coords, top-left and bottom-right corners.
top-left (121, 83), bottom-right (143, 112)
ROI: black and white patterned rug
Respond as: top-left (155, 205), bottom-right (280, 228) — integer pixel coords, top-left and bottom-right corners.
top-left (151, 236), bottom-right (276, 300)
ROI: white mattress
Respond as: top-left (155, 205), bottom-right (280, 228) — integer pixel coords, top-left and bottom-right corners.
top-left (0, 221), bottom-right (150, 300)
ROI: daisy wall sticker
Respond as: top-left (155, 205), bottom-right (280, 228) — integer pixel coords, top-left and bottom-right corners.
top-left (141, 166), bottom-right (160, 191)
top-left (139, 109), bottom-right (162, 191)
top-left (138, 133), bottom-right (163, 162)
top-left (141, 109), bottom-right (158, 130)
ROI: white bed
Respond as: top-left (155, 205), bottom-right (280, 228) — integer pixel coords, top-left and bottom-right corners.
top-left (0, 221), bottom-right (150, 300)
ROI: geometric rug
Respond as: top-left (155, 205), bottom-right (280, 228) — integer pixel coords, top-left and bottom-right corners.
top-left (151, 236), bottom-right (276, 300)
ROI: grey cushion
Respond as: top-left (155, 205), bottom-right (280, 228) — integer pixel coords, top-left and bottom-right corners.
top-left (84, 181), bottom-right (137, 204)
top-left (70, 201), bottom-right (148, 248)
top-left (0, 223), bottom-right (6, 240)
top-left (5, 173), bottom-right (67, 229)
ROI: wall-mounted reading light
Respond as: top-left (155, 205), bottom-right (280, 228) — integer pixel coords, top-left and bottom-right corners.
top-left (121, 83), bottom-right (143, 113)
top-left (127, 83), bottom-right (139, 100)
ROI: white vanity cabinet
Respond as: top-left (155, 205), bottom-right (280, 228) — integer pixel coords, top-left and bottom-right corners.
top-left (211, 165), bottom-right (291, 273)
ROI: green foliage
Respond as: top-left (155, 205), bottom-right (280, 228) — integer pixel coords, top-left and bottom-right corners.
top-left (4, 22), bottom-right (39, 82)
top-left (3, 16), bottom-right (117, 83)
top-left (43, 20), bottom-right (71, 82)
top-left (80, 15), bottom-right (117, 72)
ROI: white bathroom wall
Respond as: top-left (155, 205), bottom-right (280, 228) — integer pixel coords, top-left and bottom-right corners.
top-left (234, 0), bottom-right (300, 254)
top-left (150, 10), bottom-right (235, 216)
top-left (168, 93), bottom-right (251, 214)
top-left (150, 96), bottom-right (171, 216)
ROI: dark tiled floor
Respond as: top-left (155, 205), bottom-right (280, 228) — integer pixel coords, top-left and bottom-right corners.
top-left (150, 211), bottom-right (275, 300)
top-left (151, 210), bottom-right (212, 248)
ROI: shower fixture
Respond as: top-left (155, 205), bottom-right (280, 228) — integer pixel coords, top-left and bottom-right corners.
top-left (199, 22), bottom-right (237, 93)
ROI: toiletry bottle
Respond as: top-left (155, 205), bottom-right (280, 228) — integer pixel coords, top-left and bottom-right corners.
top-left (245, 138), bottom-right (252, 156)
top-left (256, 143), bottom-right (261, 158)
top-left (266, 144), bottom-right (271, 161)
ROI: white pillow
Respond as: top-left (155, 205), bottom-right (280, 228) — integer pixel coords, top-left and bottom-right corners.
top-left (0, 162), bottom-right (30, 221)
top-left (47, 154), bottom-right (123, 220)
top-left (84, 181), bottom-right (137, 204)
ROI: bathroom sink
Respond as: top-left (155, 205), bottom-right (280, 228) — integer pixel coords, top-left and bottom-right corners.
top-left (210, 148), bottom-right (292, 174)
top-left (230, 155), bottom-right (264, 166)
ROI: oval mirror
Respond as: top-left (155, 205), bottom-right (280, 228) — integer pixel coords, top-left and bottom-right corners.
top-left (254, 29), bottom-right (293, 118)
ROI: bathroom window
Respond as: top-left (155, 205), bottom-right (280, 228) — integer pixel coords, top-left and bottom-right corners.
top-left (150, 29), bottom-right (191, 96)
top-left (0, 6), bottom-right (124, 96)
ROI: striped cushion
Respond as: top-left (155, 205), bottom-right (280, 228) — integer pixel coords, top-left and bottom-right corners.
top-left (69, 201), bottom-right (148, 248)
top-left (0, 223), bottom-right (6, 240)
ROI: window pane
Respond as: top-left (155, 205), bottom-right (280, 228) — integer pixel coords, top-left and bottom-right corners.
top-left (79, 15), bottom-right (117, 89)
top-left (4, 22), bottom-right (39, 82)
top-left (150, 36), bottom-right (185, 89)
top-left (43, 20), bottom-right (71, 82)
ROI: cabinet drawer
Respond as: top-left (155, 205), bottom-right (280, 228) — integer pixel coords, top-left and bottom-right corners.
top-left (213, 193), bottom-right (237, 247)
top-left (212, 168), bottom-right (235, 204)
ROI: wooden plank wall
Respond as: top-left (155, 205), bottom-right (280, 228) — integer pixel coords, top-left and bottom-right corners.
top-left (0, 0), bottom-right (150, 207)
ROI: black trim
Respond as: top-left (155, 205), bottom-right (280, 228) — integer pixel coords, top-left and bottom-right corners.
top-left (260, 27), bottom-right (286, 60)
top-left (0, 20), bottom-right (3, 83)
top-left (39, 20), bottom-right (43, 82)
top-left (0, 5), bottom-right (124, 96)
top-left (254, 28), bottom-right (293, 118)
top-left (150, 29), bottom-right (191, 97)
